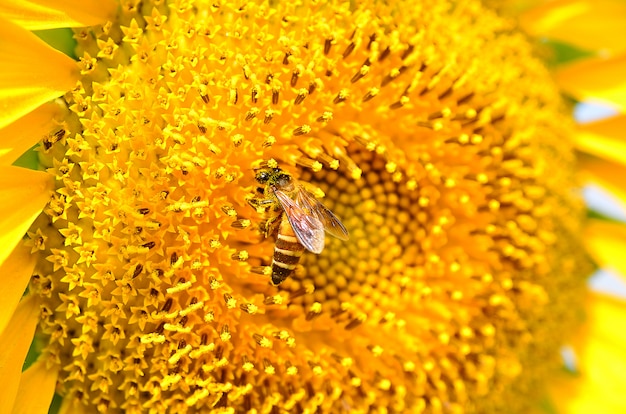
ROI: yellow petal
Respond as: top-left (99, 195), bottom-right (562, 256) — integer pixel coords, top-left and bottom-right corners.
top-left (11, 358), bottom-right (58, 414)
top-left (0, 15), bottom-right (78, 129)
top-left (521, 0), bottom-right (626, 53)
top-left (556, 294), bottom-right (626, 413)
top-left (0, 166), bottom-right (53, 267)
top-left (575, 115), bottom-right (626, 167)
top-left (555, 55), bottom-right (626, 111)
top-left (0, 103), bottom-right (60, 166)
top-left (580, 157), bottom-right (626, 211)
top-left (0, 295), bottom-right (40, 413)
top-left (0, 0), bottom-right (116, 30)
top-left (0, 244), bottom-right (36, 338)
top-left (584, 219), bottom-right (626, 281)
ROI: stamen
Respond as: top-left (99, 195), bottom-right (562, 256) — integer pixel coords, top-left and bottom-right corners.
top-left (296, 157), bottom-right (323, 172)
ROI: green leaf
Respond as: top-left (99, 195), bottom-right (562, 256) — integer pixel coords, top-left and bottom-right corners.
top-left (12, 144), bottom-right (40, 170)
top-left (587, 209), bottom-right (626, 224)
top-left (33, 28), bottom-right (77, 60)
top-left (540, 39), bottom-right (594, 67)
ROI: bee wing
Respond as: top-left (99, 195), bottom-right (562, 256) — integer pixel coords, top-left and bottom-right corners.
top-left (296, 188), bottom-right (349, 241)
top-left (274, 189), bottom-right (326, 254)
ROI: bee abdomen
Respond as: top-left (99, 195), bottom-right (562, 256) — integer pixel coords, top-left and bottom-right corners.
top-left (274, 247), bottom-right (303, 263)
top-left (271, 220), bottom-right (305, 285)
top-left (271, 261), bottom-right (296, 285)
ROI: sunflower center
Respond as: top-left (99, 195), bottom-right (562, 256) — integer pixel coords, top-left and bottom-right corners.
top-left (289, 147), bottom-right (421, 316)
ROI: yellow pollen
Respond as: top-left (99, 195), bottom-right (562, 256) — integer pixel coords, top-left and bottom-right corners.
top-left (267, 158), bottom-right (278, 169)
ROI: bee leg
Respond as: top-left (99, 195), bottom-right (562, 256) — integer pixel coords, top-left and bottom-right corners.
top-left (248, 197), bottom-right (273, 211)
top-left (263, 214), bottom-right (281, 238)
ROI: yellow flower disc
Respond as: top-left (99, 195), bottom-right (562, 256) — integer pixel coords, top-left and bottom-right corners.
top-left (27, 0), bottom-right (592, 412)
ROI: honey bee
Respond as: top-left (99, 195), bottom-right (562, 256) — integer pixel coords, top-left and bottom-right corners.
top-left (252, 167), bottom-right (349, 285)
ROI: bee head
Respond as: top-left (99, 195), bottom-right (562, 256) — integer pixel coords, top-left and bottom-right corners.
top-left (255, 167), bottom-right (292, 186)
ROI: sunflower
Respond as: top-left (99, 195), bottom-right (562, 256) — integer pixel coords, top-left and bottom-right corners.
top-left (1, 0), bottom-right (624, 413)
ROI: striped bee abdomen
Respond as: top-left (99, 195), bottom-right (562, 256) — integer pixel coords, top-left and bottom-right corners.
top-left (271, 215), bottom-right (305, 285)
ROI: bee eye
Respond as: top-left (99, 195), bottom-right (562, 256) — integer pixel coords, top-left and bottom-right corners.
top-left (256, 171), bottom-right (269, 183)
